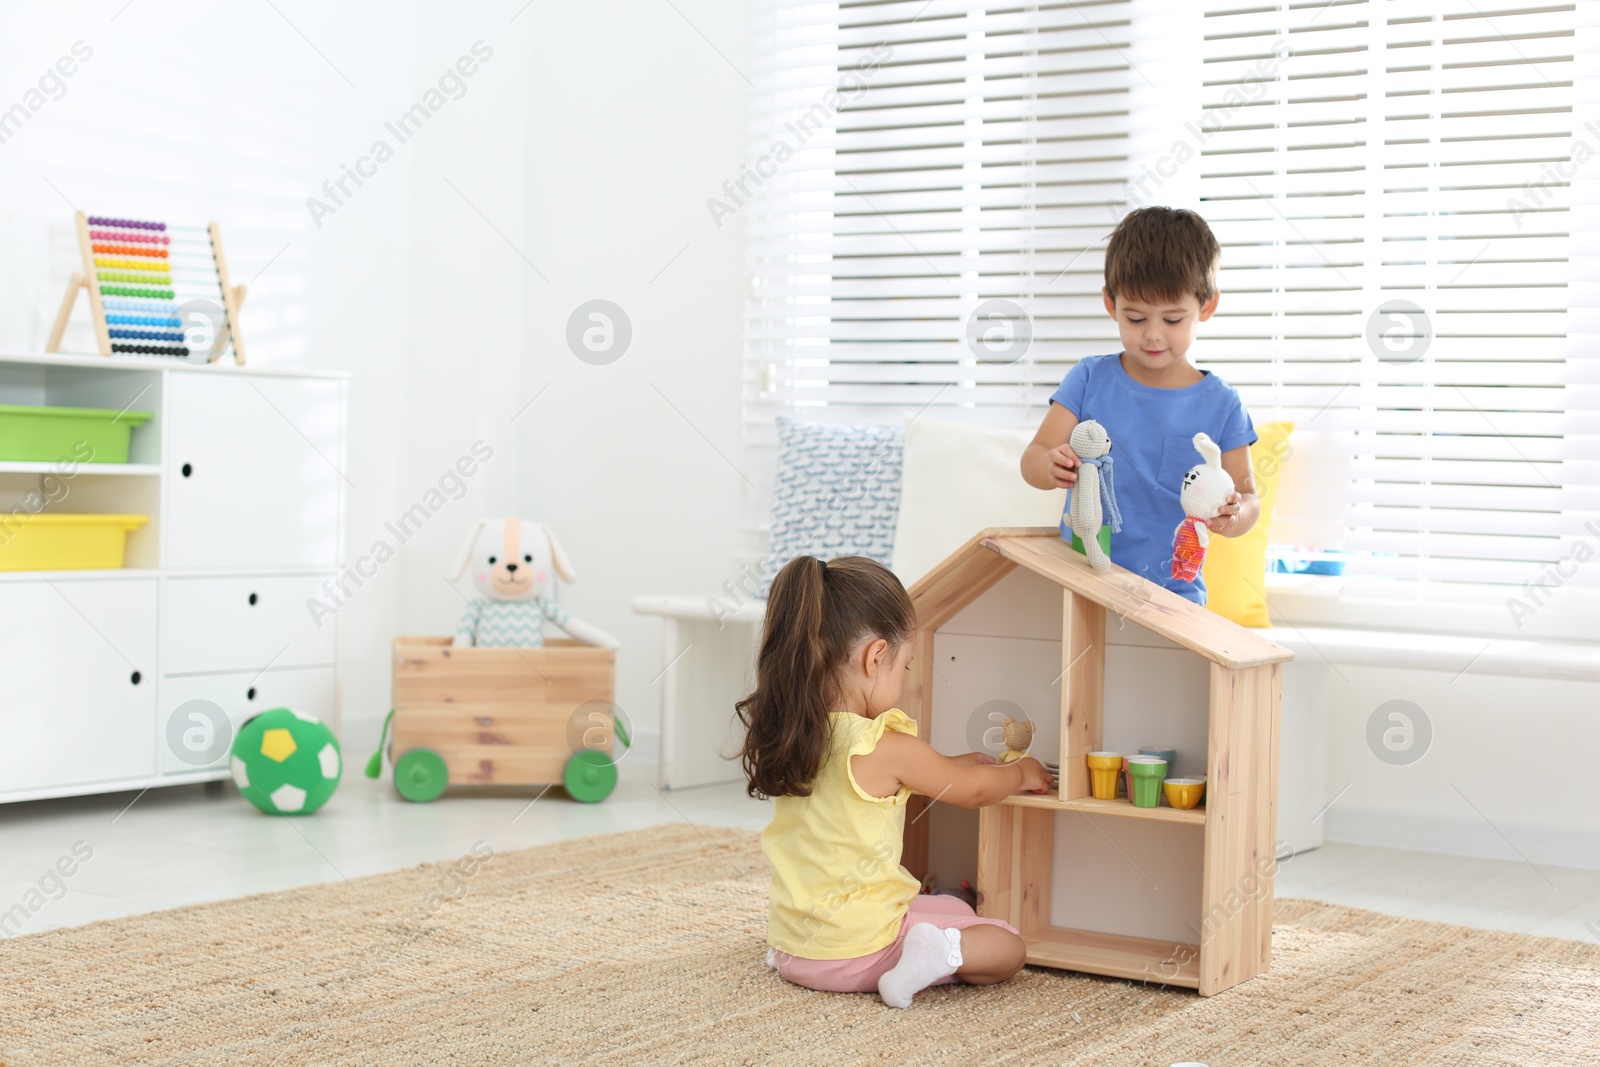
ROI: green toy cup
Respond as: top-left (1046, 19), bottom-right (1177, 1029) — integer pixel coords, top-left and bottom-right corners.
top-left (1068, 524), bottom-right (1112, 561)
top-left (1127, 756), bottom-right (1167, 808)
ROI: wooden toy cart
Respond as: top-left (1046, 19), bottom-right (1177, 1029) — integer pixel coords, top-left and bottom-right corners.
top-left (372, 636), bottom-right (622, 803)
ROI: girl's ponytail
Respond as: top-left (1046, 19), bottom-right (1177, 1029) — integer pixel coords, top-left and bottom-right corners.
top-left (734, 554), bottom-right (913, 798)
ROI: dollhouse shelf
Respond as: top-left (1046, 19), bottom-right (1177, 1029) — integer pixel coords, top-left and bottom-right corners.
top-left (1004, 790), bottom-right (1206, 826)
top-left (901, 527), bottom-right (1293, 997)
top-left (1024, 926), bottom-right (1201, 988)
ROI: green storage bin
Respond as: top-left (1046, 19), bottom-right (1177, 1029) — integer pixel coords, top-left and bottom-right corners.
top-left (0, 404), bottom-right (153, 464)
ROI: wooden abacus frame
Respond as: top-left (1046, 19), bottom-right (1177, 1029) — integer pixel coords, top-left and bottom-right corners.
top-left (45, 212), bottom-right (248, 364)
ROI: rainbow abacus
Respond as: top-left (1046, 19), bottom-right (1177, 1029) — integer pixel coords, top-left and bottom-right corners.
top-left (46, 212), bottom-right (246, 364)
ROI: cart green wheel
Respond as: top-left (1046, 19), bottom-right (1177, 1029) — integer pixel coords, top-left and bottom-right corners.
top-left (393, 747), bottom-right (449, 803)
top-left (563, 750), bottom-right (617, 803)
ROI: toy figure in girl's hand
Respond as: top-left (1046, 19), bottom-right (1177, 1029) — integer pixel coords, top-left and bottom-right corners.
top-left (1171, 433), bottom-right (1235, 582)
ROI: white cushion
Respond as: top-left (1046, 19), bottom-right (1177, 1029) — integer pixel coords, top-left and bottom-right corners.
top-left (890, 415), bottom-right (1066, 587)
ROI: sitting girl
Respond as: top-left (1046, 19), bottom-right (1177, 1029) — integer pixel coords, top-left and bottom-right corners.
top-left (736, 555), bottom-right (1053, 1008)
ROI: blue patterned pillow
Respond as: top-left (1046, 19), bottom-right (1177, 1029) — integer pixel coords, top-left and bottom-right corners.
top-left (759, 417), bottom-right (904, 597)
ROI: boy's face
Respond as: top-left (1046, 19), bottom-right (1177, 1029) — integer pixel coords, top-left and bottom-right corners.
top-left (1102, 289), bottom-right (1219, 376)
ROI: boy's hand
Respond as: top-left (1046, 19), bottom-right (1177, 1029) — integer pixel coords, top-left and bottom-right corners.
top-left (1048, 444), bottom-right (1081, 488)
top-left (952, 752), bottom-right (997, 768)
top-left (1205, 491), bottom-right (1243, 534)
top-left (1014, 756), bottom-right (1053, 794)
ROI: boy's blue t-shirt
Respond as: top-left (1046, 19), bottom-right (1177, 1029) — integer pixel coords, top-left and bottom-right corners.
top-left (1050, 353), bottom-right (1257, 604)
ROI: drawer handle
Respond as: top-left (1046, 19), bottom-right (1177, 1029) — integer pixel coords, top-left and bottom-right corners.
top-left (181, 463), bottom-right (193, 478)
top-left (130, 670), bottom-right (142, 685)
top-left (247, 687), bottom-right (257, 701)
top-left (248, 592), bottom-right (258, 606)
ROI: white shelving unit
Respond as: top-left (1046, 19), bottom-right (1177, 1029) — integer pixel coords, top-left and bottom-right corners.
top-left (0, 351), bottom-right (347, 804)
top-left (0, 462), bottom-right (162, 476)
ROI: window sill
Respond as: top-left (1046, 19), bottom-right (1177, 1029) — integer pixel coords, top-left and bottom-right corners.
top-left (1264, 572), bottom-right (1344, 597)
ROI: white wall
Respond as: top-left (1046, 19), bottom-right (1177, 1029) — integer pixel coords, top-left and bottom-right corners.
top-left (0, 2), bottom-right (752, 769)
top-left (510, 0), bottom-right (750, 759)
top-left (352, 0), bottom-right (754, 756)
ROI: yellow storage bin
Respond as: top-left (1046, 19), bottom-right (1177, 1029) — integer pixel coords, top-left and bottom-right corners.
top-left (0, 514), bottom-right (148, 570)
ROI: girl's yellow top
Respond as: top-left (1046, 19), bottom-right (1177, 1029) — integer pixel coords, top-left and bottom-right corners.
top-left (761, 708), bottom-right (923, 960)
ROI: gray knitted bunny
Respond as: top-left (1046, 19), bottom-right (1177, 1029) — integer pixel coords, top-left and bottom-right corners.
top-left (1062, 419), bottom-right (1122, 571)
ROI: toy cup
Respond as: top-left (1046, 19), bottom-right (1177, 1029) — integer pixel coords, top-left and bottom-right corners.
top-left (1163, 777), bottom-right (1206, 810)
top-left (1087, 752), bottom-right (1122, 800)
top-left (1139, 746), bottom-right (1177, 775)
top-left (1127, 756), bottom-right (1167, 807)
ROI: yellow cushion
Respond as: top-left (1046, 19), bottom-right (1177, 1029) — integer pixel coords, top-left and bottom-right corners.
top-left (1202, 421), bottom-right (1294, 628)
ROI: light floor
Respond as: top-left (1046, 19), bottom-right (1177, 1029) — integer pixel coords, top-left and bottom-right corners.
top-left (3, 735), bottom-right (1597, 946)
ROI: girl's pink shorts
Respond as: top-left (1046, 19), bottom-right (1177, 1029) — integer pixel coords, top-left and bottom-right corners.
top-left (769, 894), bottom-right (1020, 994)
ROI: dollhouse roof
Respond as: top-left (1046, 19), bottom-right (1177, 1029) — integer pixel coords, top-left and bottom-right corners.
top-left (907, 527), bottom-right (1294, 670)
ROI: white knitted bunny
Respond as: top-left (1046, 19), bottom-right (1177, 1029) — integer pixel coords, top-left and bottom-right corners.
top-left (1062, 420), bottom-right (1122, 571)
top-left (1171, 433), bottom-right (1234, 582)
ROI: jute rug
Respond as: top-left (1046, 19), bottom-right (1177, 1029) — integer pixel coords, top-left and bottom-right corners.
top-left (3, 825), bottom-right (1597, 1066)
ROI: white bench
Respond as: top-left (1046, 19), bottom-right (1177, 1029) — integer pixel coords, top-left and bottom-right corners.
top-left (1261, 626), bottom-right (1600, 683)
top-left (1252, 625), bottom-right (1600, 853)
top-left (633, 597), bottom-right (1600, 853)
top-left (632, 595), bottom-right (765, 791)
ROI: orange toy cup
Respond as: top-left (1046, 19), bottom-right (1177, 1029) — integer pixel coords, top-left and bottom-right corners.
top-left (1163, 777), bottom-right (1206, 810)
top-left (1087, 752), bottom-right (1123, 800)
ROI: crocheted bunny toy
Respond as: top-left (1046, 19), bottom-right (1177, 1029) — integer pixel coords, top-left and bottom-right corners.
top-left (998, 717), bottom-right (1034, 764)
top-left (449, 517), bottom-right (618, 649)
top-left (1061, 419), bottom-right (1122, 571)
top-left (1171, 433), bottom-right (1234, 582)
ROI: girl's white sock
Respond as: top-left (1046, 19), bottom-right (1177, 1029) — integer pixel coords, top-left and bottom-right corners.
top-left (878, 923), bottom-right (962, 1008)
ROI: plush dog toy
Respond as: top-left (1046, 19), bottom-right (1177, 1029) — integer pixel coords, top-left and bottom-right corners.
top-left (1061, 419), bottom-right (1122, 571)
top-left (449, 517), bottom-right (618, 649)
top-left (1171, 433), bottom-right (1234, 583)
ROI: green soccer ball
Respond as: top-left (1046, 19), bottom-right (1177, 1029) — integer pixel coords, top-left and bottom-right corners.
top-left (229, 707), bottom-right (342, 815)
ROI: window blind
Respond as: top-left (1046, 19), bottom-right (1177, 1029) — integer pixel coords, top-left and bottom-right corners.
top-left (1193, 0), bottom-right (1600, 620)
top-left (742, 0), bottom-right (1138, 520)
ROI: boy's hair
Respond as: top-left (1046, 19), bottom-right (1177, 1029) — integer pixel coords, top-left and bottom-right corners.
top-left (1104, 206), bottom-right (1220, 305)
top-left (734, 555), bottom-right (915, 799)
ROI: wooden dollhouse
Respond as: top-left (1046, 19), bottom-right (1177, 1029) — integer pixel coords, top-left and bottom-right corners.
top-left (900, 527), bottom-right (1293, 997)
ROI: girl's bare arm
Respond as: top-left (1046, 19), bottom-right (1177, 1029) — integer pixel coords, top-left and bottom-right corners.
top-left (853, 730), bottom-right (1051, 806)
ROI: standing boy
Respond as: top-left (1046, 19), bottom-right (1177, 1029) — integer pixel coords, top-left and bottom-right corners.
top-left (1021, 206), bottom-right (1259, 603)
